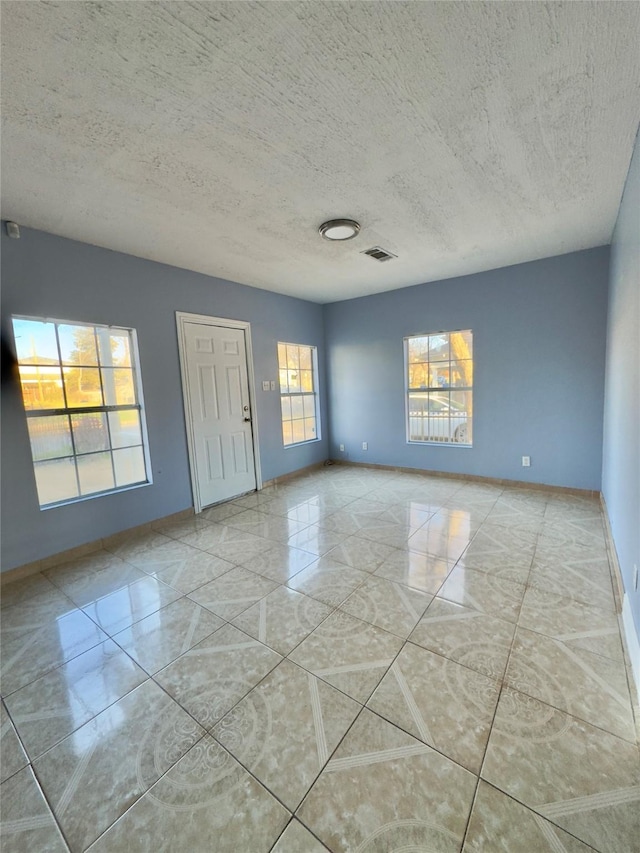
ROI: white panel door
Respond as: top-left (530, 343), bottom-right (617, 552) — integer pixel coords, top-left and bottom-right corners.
top-left (183, 321), bottom-right (256, 507)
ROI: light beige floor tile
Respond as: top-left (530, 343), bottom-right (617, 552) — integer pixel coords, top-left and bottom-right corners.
top-left (82, 576), bottom-right (182, 635)
top-left (367, 642), bottom-right (500, 773)
top-left (517, 586), bottom-right (624, 661)
top-left (227, 510), bottom-right (310, 542)
top-left (456, 525), bottom-right (536, 575)
top-left (238, 543), bottom-right (317, 582)
top-left (199, 500), bottom-right (246, 522)
top-left (463, 780), bottom-right (597, 852)
top-left (0, 766), bottom-right (68, 853)
top-left (407, 526), bottom-right (472, 562)
top-left (409, 597), bottom-right (516, 680)
top-left (535, 532), bottom-right (608, 563)
top-left (287, 525), bottom-right (348, 556)
top-left (103, 530), bottom-right (176, 562)
top-left (356, 521), bottom-right (419, 550)
top-left (1, 572), bottom-right (68, 611)
top-left (208, 531), bottom-right (278, 564)
top-left (213, 659), bottom-right (360, 810)
top-left (34, 680), bottom-right (204, 852)
top-left (231, 586), bottom-right (333, 655)
top-left (527, 553), bottom-right (616, 612)
top-left (86, 734), bottom-right (289, 852)
top-left (141, 549), bottom-right (235, 593)
top-left (297, 708), bottom-right (476, 852)
top-left (505, 627), bottom-right (636, 742)
top-left (5, 639), bottom-right (146, 759)
top-left (154, 623), bottom-right (281, 729)
top-left (374, 549), bottom-right (453, 594)
top-left (482, 688), bottom-right (640, 853)
top-left (339, 576), bottom-right (432, 638)
top-left (271, 819), bottom-right (329, 852)
top-left (45, 554), bottom-right (147, 608)
top-left (173, 521), bottom-right (234, 550)
top-left (113, 598), bottom-right (224, 674)
top-left (289, 610), bottom-right (402, 703)
top-left (1, 702), bottom-right (28, 783)
top-left (317, 509), bottom-right (382, 536)
top-left (325, 535), bottom-right (396, 573)
top-left (187, 566), bottom-right (278, 619)
top-left (124, 537), bottom-right (204, 568)
top-left (438, 565), bottom-right (526, 624)
top-left (287, 556), bottom-right (368, 605)
top-left (1, 575), bottom-right (76, 632)
top-left (1, 608), bottom-right (108, 696)
top-left (151, 513), bottom-right (215, 540)
top-left (540, 518), bottom-right (607, 549)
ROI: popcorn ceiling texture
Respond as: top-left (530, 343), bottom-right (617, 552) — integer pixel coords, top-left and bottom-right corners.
top-left (1, 1), bottom-right (639, 302)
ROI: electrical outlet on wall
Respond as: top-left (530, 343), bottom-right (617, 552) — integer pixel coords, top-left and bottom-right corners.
top-left (522, 456), bottom-right (531, 467)
top-left (339, 444), bottom-right (345, 452)
top-left (362, 442), bottom-right (368, 451)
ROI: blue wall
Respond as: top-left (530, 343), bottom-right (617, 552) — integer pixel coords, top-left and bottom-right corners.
top-left (603, 128), bottom-right (640, 643)
top-left (1, 228), bottom-right (328, 571)
top-left (324, 248), bottom-right (610, 491)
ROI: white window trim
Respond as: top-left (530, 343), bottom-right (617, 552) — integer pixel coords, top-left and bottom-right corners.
top-left (12, 314), bottom-right (153, 509)
top-left (278, 341), bottom-right (321, 448)
top-left (404, 329), bottom-right (473, 448)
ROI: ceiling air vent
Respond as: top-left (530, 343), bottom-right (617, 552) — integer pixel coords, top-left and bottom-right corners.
top-left (362, 246), bottom-right (397, 262)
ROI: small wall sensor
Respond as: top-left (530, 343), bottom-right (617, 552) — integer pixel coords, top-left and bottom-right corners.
top-left (5, 221), bottom-right (20, 239)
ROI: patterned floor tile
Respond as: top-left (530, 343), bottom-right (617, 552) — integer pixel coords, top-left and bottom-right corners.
top-left (0, 766), bottom-right (68, 852)
top-left (482, 688), bottom-right (640, 853)
top-left (289, 610), bottom-right (402, 703)
top-left (33, 680), bottom-right (204, 852)
top-left (463, 780), bottom-right (598, 852)
top-left (297, 708), bottom-right (476, 852)
top-left (86, 735), bottom-right (289, 853)
top-left (0, 702), bottom-right (28, 783)
top-left (505, 627), bottom-right (636, 742)
top-left (213, 659), bottom-right (360, 810)
top-left (113, 597), bottom-right (224, 674)
top-left (410, 597), bottom-right (516, 681)
top-left (187, 566), bottom-right (278, 620)
top-left (154, 623), bottom-right (282, 729)
top-left (5, 638), bottom-right (146, 760)
top-left (339, 576), bottom-right (432, 638)
top-left (367, 642), bottom-right (500, 773)
top-left (231, 586), bottom-right (333, 655)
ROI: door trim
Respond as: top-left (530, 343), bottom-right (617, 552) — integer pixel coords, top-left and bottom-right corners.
top-left (176, 311), bottom-right (262, 513)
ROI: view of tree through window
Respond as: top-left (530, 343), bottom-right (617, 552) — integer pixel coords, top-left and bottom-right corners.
top-left (277, 342), bottom-right (319, 446)
top-left (406, 329), bottom-right (473, 445)
top-left (11, 317), bottom-right (150, 507)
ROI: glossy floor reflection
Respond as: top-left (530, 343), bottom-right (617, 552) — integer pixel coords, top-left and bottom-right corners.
top-left (1, 465), bottom-right (638, 852)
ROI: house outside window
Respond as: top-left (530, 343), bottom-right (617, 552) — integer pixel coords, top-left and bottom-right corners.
top-left (277, 341), bottom-right (319, 446)
top-left (405, 329), bottom-right (473, 446)
top-left (11, 316), bottom-right (151, 507)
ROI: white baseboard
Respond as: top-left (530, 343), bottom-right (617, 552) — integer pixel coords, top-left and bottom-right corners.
top-left (622, 594), bottom-right (640, 708)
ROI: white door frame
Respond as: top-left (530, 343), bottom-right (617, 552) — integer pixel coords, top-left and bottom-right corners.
top-left (176, 311), bottom-right (262, 513)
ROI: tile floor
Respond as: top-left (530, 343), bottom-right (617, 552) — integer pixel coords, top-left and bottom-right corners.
top-left (1, 465), bottom-right (639, 852)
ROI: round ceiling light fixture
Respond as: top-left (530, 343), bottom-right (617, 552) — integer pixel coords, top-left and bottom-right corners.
top-left (319, 219), bottom-right (361, 241)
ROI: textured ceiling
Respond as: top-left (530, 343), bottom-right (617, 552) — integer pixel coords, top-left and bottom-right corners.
top-left (2, 1), bottom-right (639, 303)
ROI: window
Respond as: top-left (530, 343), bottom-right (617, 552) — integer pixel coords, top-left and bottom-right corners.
top-left (277, 342), bottom-right (319, 446)
top-left (405, 329), bottom-right (473, 446)
top-left (11, 316), bottom-right (151, 507)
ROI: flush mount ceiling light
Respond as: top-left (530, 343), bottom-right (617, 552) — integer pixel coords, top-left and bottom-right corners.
top-left (318, 219), bottom-right (361, 241)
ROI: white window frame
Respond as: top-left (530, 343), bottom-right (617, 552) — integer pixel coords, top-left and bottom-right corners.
top-left (11, 315), bottom-right (152, 509)
top-left (404, 329), bottom-right (473, 447)
top-left (277, 341), bottom-right (321, 447)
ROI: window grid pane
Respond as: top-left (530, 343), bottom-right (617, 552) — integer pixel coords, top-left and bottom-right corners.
top-left (12, 317), bottom-right (150, 507)
top-left (406, 330), bottom-right (473, 446)
top-left (277, 342), bottom-right (319, 447)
